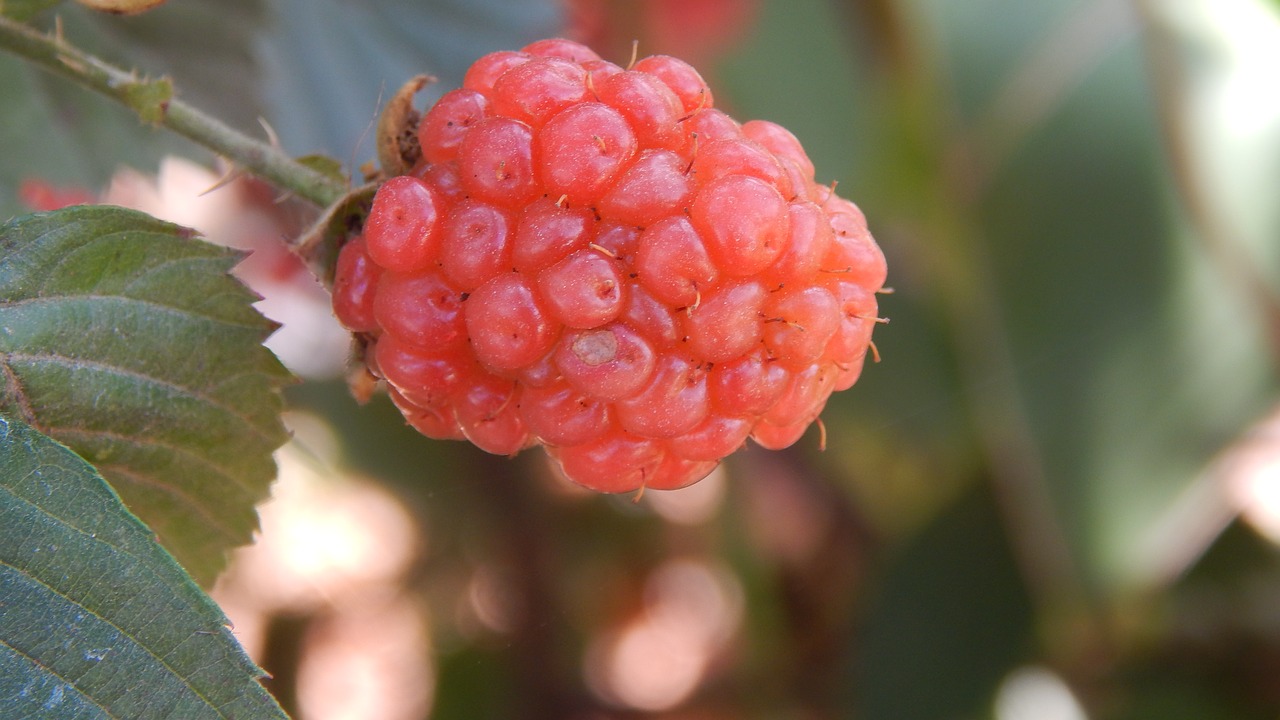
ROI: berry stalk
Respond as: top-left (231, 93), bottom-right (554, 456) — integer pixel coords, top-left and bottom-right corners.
top-left (0, 14), bottom-right (349, 209)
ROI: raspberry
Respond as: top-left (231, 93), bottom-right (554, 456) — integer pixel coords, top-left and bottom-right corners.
top-left (334, 38), bottom-right (888, 493)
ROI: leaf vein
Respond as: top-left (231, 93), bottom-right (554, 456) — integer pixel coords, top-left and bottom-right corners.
top-left (91, 462), bottom-right (248, 549)
top-left (1, 355), bottom-right (39, 428)
top-left (0, 292), bottom-right (266, 332)
top-left (0, 559), bottom-right (230, 719)
top-left (0, 636), bottom-right (120, 720)
top-left (0, 482), bottom-right (235, 718)
top-left (6, 351), bottom-right (279, 445)
top-left (43, 426), bottom-right (263, 497)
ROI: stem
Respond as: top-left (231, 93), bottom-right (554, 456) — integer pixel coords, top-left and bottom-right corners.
top-left (0, 15), bottom-right (348, 209)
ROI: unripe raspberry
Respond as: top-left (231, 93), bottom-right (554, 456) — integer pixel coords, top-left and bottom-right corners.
top-left (635, 215), bottom-right (718, 307)
top-left (621, 284), bottom-right (681, 348)
top-left (742, 119), bottom-right (816, 183)
top-left (511, 198), bottom-right (593, 273)
top-left (452, 370), bottom-right (531, 455)
top-left (518, 381), bottom-right (609, 447)
top-left (631, 55), bottom-right (714, 114)
top-left (373, 271), bottom-right (466, 350)
top-left (668, 414), bottom-right (754, 462)
top-left (597, 149), bottom-right (693, 227)
top-left (682, 280), bottom-right (768, 363)
top-left (615, 353), bottom-right (709, 438)
top-left (690, 175), bottom-right (789, 276)
top-left (595, 70), bottom-right (685, 150)
top-left (688, 139), bottom-right (792, 197)
top-left (522, 37), bottom-right (602, 64)
top-left (334, 38), bottom-right (888, 493)
top-left (374, 334), bottom-right (466, 409)
top-left (463, 50), bottom-right (530, 95)
top-left (709, 349), bottom-right (791, 418)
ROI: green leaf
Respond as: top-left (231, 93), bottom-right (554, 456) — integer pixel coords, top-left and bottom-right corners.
top-left (257, 0), bottom-right (562, 161)
top-left (0, 205), bottom-right (291, 586)
top-left (850, 486), bottom-right (1034, 720)
top-left (0, 0), bottom-right (62, 20)
top-left (0, 1), bottom-right (266, 218)
top-left (0, 414), bottom-right (288, 719)
top-left (295, 154), bottom-right (348, 185)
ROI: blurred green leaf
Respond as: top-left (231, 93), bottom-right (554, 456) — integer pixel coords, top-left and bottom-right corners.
top-left (851, 486), bottom-right (1035, 720)
top-left (0, 0), bottom-right (62, 20)
top-left (257, 0), bottom-right (561, 162)
top-left (0, 414), bottom-right (287, 719)
top-left (0, 1), bottom-right (269, 217)
top-left (0, 55), bottom-right (187, 218)
top-left (77, 0), bottom-right (265, 131)
top-left (730, 0), bottom-right (1279, 600)
top-left (979, 0), bottom-right (1280, 591)
top-left (0, 206), bottom-right (290, 585)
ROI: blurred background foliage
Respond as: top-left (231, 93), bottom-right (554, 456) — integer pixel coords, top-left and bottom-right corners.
top-left (3, 0), bottom-right (1280, 717)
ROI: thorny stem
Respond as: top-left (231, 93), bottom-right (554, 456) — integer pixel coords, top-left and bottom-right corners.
top-left (0, 15), bottom-right (349, 209)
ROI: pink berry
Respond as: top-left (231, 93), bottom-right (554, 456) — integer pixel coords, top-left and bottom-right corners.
top-left (522, 38), bottom-right (602, 64)
top-left (463, 50), bottom-right (531, 96)
top-left (615, 353), bottom-right (709, 438)
top-left (518, 381), bottom-right (609, 447)
top-left (511, 197), bottom-right (595, 274)
top-left (555, 323), bottom-right (657, 401)
top-left (597, 149), bottom-right (693, 227)
top-left (635, 215), bottom-right (718, 308)
top-left (595, 70), bottom-right (685, 150)
top-left (690, 174), bottom-right (790, 276)
top-left (682, 280), bottom-right (768, 363)
top-left (373, 271), bottom-right (466, 349)
top-left (439, 200), bottom-right (513, 291)
top-left (332, 38), bottom-right (888, 493)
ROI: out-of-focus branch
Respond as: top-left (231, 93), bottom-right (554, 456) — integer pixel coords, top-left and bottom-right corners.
top-left (0, 14), bottom-right (348, 209)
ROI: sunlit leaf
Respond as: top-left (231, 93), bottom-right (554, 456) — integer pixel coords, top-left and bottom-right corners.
top-left (0, 414), bottom-right (287, 719)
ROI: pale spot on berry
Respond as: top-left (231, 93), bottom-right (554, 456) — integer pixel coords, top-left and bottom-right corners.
top-left (572, 330), bottom-right (618, 366)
